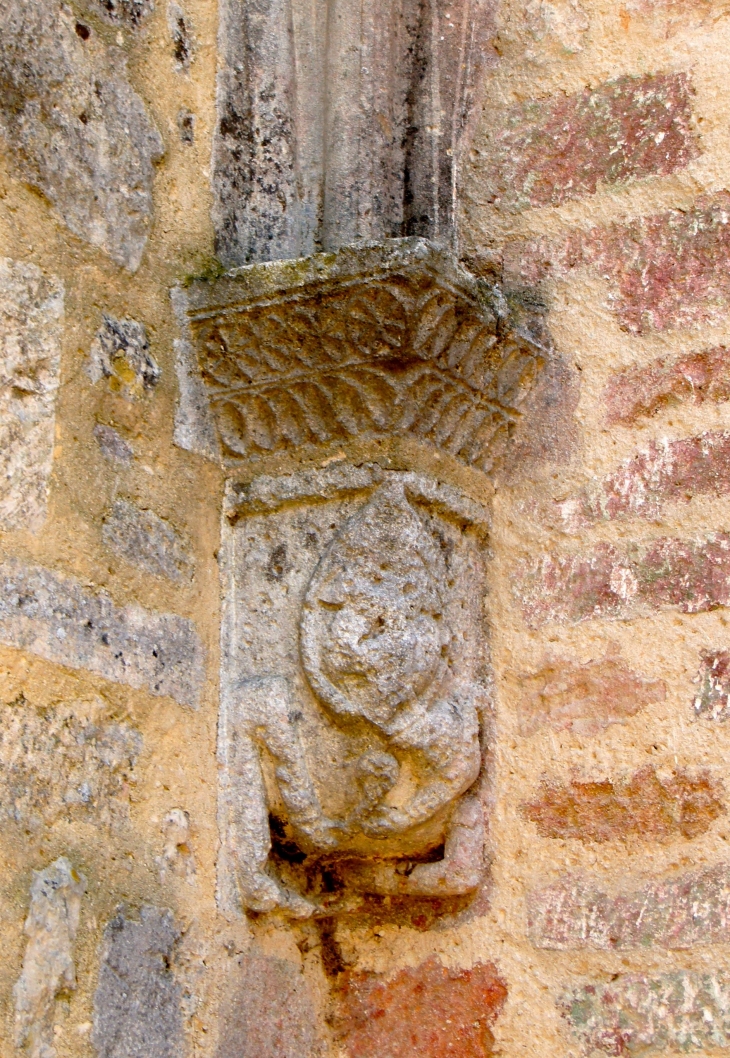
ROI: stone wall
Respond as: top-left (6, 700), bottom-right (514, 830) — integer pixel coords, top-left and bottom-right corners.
top-left (1, 0), bottom-right (730, 1055)
top-left (464, 1), bottom-right (730, 1052)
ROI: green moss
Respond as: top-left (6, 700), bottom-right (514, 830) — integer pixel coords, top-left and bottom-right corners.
top-left (180, 255), bottom-right (228, 287)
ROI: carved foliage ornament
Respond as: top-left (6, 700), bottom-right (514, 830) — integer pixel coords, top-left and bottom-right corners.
top-left (185, 239), bottom-right (548, 473)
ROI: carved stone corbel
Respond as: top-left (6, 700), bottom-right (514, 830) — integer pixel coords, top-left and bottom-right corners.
top-left (183, 0), bottom-right (546, 930)
top-left (180, 238), bottom-right (549, 921)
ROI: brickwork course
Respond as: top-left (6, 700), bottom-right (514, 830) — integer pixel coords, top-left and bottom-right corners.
top-left (2, 0), bottom-right (730, 1054)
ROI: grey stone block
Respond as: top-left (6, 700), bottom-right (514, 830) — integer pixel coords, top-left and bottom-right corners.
top-left (92, 907), bottom-right (183, 1058)
top-left (168, 3), bottom-right (194, 69)
top-left (89, 315), bottom-right (160, 401)
top-left (0, 695), bottom-right (142, 829)
top-left (93, 423), bottom-right (134, 466)
top-left (0, 560), bottom-right (204, 707)
top-left (0, 0), bottom-right (163, 270)
top-left (102, 499), bottom-right (194, 582)
top-left (0, 258), bottom-right (63, 533)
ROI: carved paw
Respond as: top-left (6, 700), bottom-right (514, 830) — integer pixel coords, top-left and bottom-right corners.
top-left (241, 871), bottom-right (317, 919)
top-left (359, 806), bottom-right (411, 838)
top-left (303, 816), bottom-right (350, 851)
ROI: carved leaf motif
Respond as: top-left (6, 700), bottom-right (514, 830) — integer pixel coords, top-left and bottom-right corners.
top-left (191, 265), bottom-right (544, 468)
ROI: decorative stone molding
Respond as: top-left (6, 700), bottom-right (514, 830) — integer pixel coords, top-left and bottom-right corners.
top-left (212, 0), bottom-right (497, 265)
top-left (179, 237), bottom-right (548, 921)
top-left (183, 238), bottom-right (547, 474)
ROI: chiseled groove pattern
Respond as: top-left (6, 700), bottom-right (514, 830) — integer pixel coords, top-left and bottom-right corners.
top-left (192, 272), bottom-right (542, 469)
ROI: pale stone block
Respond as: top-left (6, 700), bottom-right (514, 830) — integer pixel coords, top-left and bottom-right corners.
top-left (217, 464), bottom-right (491, 918)
top-left (0, 258), bottom-right (63, 533)
top-left (102, 498), bottom-right (194, 582)
top-left (13, 858), bottom-right (86, 1058)
top-left (0, 695), bottom-right (142, 830)
top-left (0, 0), bottom-right (163, 271)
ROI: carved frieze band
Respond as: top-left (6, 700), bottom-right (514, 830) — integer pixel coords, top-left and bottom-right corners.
top-left (185, 239), bottom-right (548, 473)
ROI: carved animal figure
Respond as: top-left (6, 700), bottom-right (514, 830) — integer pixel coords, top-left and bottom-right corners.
top-left (229, 481), bottom-right (488, 916)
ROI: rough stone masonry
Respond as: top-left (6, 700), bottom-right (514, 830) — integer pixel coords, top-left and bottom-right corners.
top-left (4, 0), bottom-right (730, 1055)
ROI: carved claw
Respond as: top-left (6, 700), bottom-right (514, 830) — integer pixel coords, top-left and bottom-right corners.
top-left (300, 816), bottom-right (352, 851)
top-left (239, 870), bottom-right (318, 919)
top-left (358, 805), bottom-right (412, 838)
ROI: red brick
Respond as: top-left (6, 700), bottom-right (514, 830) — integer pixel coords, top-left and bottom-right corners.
top-left (605, 346), bottom-right (730, 425)
top-left (562, 432), bottom-right (730, 529)
top-left (529, 864), bottom-right (730, 950)
top-left (217, 954), bottom-right (323, 1058)
top-left (522, 765), bottom-right (725, 842)
top-left (518, 649), bottom-right (666, 736)
top-left (504, 193), bottom-right (730, 334)
top-left (517, 533), bottom-right (730, 627)
top-left (694, 649), bottom-right (730, 721)
top-left (334, 956), bottom-right (507, 1058)
top-left (483, 73), bottom-right (697, 211)
top-left (562, 971), bottom-right (730, 1055)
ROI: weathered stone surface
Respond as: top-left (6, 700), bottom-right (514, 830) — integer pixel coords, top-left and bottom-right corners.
top-left (529, 863), bottom-right (730, 950)
top-left (516, 533), bottom-right (730, 627)
top-left (14, 858), bottom-right (86, 1058)
top-left (518, 649), bottom-right (666, 736)
top-left (218, 467), bottom-right (490, 917)
top-left (0, 0), bottom-right (163, 271)
top-left (0, 560), bottom-right (204, 707)
top-left (483, 74), bottom-right (697, 211)
top-left (0, 694), bottom-right (141, 829)
top-left (605, 345), bottom-right (730, 426)
top-left (102, 499), bottom-right (193, 582)
top-left (89, 315), bottom-right (160, 401)
top-left (333, 955), bottom-right (508, 1058)
top-left (504, 193), bottom-right (730, 334)
top-left (495, 354), bottom-right (579, 480)
top-left (170, 285), bottom-right (220, 461)
top-left (525, 0), bottom-right (589, 51)
top-left (93, 423), bottom-right (134, 465)
top-left (186, 239), bottom-right (547, 473)
top-left (522, 765), bottom-right (725, 842)
top-left (213, 0), bottom-right (495, 265)
top-left (177, 108), bottom-right (194, 144)
top-left (216, 953), bottom-right (324, 1058)
top-left (562, 971), bottom-right (730, 1055)
top-left (226, 462), bottom-right (490, 524)
top-left (561, 432), bottom-right (730, 529)
top-left (157, 809), bottom-right (195, 883)
top-left (92, 906), bottom-right (182, 1058)
top-left (693, 649), bottom-right (730, 721)
top-left (0, 258), bottom-right (63, 533)
top-left (168, 2), bottom-right (193, 68)
top-left (92, 0), bottom-right (154, 25)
